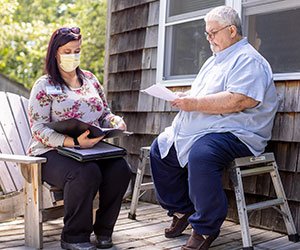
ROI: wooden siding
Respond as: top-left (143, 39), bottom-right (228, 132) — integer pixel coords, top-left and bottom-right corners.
top-left (111, 0), bottom-right (157, 15)
top-left (109, 51), bottom-right (143, 73)
top-left (111, 5), bottom-right (150, 35)
top-left (106, 0), bottom-right (166, 150)
top-left (107, 71), bottom-right (142, 92)
top-left (110, 30), bottom-right (146, 55)
top-left (276, 81), bottom-right (300, 112)
top-left (106, 0), bottom-right (300, 235)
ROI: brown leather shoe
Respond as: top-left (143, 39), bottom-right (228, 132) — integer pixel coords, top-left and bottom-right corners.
top-left (165, 212), bottom-right (194, 238)
top-left (181, 230), bottom-right (219, 250)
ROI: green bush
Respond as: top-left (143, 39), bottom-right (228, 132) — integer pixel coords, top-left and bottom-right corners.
top-left (0, 0), bottom-right (106, 89)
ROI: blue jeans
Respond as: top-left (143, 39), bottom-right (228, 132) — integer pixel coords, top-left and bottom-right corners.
top-left (150, 132), bottom-right (252, 236)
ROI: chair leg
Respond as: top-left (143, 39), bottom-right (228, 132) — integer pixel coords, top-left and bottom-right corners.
top-left (23, 163), bottom-right (43, 249)
top-left (128, 156), bottom-right (147, 220)
top-left (231, 167), bottom-right (253, 249)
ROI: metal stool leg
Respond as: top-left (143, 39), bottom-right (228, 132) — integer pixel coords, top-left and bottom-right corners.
top-left (128, 154), bottom-right (147, 219)
top-left (269, 161), bottom-right (299, 242)
top-left (230, 167), bottom-right (254, 250)
top-left (128, 147), bottom-right (153, 220)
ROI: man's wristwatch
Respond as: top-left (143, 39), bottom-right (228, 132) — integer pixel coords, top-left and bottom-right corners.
top-left (73, 137), bottom-right (81, 148)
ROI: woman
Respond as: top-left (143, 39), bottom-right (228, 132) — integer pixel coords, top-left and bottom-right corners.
top-left (27, 27), bottom-right (131, 250)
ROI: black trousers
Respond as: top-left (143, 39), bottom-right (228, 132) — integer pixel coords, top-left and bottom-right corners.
top-left (40, 150), bottom-right (132, 243)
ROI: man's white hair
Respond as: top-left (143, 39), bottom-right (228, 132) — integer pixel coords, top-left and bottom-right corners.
top-left (205, 6), bottom-right (243, 36)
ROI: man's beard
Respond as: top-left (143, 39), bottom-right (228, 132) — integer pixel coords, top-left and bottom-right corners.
top-left (210, 44), bottom-right (216, 53)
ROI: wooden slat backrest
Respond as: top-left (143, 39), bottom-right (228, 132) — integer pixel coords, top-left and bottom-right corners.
top-left (7, 93), bottom-right (32, 151)
top-left (0, 124), bottom-right (17, 193)
top-left (0, 92), bottom-right (30, 193)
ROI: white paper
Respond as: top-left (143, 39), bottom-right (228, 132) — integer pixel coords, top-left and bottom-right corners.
top-left (140, 84), bottom-right (177, 101)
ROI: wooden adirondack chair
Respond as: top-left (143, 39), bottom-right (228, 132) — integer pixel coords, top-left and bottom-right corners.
top-left (0, 91), bottom-right (64, 249)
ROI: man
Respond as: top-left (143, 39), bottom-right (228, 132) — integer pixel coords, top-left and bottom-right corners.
top-left (150, 5), bottom-right (278, 250)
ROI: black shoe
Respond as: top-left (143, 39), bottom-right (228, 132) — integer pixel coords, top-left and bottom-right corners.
top-left (61, 240), bottom-right (96, 250)
top-left (95, 235), bottom-right (113, 249)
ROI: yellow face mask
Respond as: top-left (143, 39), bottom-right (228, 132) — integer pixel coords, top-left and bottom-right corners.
top-left (59, 53), bottom-right (81, 72)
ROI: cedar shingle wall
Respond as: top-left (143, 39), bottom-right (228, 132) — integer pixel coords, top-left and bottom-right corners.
top-left (107, 0), bottom-right (300, 234)
top-left (107, 0), bottom-right (169, 157)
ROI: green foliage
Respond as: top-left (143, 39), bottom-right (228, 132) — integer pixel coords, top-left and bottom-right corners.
top-left (0, 0), bottom-right (107, 89)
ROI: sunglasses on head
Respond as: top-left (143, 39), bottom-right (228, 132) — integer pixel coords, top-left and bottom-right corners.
top-left (57, 27), bottom-right (81, 35)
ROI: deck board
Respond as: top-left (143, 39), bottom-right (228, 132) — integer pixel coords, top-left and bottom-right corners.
top-left (0, 202), bottom-right (299, 250)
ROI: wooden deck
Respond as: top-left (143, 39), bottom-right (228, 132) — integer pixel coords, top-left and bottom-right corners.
top-left (1, 202), bottom-right (299, 250)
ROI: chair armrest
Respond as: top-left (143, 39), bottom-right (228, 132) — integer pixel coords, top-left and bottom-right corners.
top-left (0, 154), bottom-right (46, 183)
top-left (0, 153), bottom-right (46, 164)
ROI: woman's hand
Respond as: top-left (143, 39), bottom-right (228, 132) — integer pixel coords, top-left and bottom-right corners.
top-left (110, 116), bottom-right (127, 131)
top-left (77, 130), bottom-right (104, 148)
top-left (63, 130), bottom-right (104, 149)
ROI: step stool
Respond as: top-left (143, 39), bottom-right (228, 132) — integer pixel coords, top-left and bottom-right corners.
top-left (230, 152), bottom-right (299, 250)
top-left (128, 146), bottom-right (154, 220)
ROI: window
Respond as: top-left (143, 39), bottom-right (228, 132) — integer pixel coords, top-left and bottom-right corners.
top-left (157, 0), bottom-right (227, 86)
top-left (157, 0), bottom-right (300, 85)
top-left (243, 1), bottom-right (300, 80)
top-left (168, 0), bottom-right (224, 18)
top-left (164, 19), bottom-right (211, 80)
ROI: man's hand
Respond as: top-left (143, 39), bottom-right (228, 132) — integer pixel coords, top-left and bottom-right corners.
top-left (171, 96), bottom-right (198, 112)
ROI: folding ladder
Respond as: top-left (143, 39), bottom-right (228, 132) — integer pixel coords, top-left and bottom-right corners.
top-left (230, 152), bottom-right (299, 249)
top-left (128, 146), bottom-right (153, 220)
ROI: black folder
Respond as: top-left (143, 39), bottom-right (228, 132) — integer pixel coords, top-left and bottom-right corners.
top-left (56, 141), bottom-right (126, 162)
top-left (46, 118), bottom-right (132, 139)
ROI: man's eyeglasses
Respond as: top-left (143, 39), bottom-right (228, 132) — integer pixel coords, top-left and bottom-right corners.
top-left (57, 27), bottom-right (81, 35)
top-left (204, 25), bottom-right (231, 39)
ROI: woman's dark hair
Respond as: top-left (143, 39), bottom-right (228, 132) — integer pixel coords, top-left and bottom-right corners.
top-left (45, 27), bottom-right (84, 86)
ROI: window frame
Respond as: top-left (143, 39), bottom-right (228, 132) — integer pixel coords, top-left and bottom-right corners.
top-left (156, 0), bottom-right (300, 86)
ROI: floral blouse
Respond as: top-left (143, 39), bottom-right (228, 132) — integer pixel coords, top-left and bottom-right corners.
top-left (27, 70), bottom-right (115, 156)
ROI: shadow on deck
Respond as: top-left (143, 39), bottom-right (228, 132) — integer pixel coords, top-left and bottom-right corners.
top-left (0, 202), bottom-right (300, 250)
